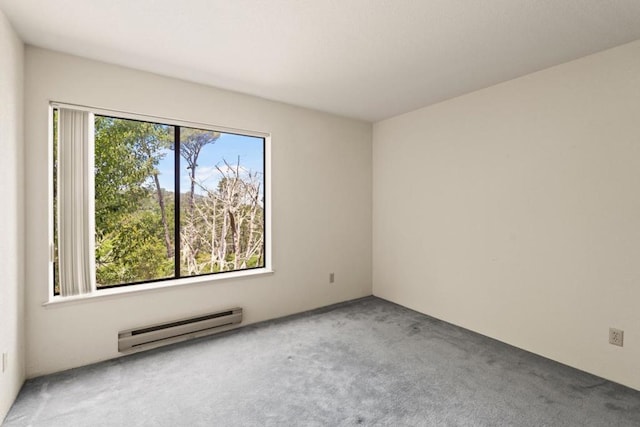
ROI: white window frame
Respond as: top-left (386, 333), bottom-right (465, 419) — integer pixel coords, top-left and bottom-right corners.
top-left (47, 102), bottom-right (273, 304)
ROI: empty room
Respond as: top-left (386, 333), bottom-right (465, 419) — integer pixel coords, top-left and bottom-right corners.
top-left (1, 0), bottom-right (640, 425)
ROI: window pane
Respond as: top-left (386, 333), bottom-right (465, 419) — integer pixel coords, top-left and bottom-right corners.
top-left (94, 116), bottom-right (175, 287)
top-left (179, 127), bottom-right (265, 276)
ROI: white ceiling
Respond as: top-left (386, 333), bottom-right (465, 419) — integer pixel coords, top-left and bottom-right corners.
top-left (2, 1), bottom-right (640, 122)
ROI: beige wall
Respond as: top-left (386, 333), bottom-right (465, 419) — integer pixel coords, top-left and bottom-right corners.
top-left (0, 9), bottom-right (24, 423)
top-left (24, 47), bottom-right (372, 377)
top-left (373, 40), bottom-right (640, 390)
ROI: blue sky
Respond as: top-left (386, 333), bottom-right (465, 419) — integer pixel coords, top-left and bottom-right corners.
top-left (154, 131), bottom-right (264, 194)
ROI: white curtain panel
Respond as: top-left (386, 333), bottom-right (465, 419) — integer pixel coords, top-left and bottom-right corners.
top-left (58, 108), bottom-right (95, 296)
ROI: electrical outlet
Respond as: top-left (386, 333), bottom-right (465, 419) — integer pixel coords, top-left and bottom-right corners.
top-left (329, 273), bottom-right (335, 283)
top-left (609, 328), bottom-right (624, 347)
top-left (2, 353), bottom-right (7, 373)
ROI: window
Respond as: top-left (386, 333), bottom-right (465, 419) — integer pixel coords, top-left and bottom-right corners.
top-left (52, 105), bottom-right (268, 296)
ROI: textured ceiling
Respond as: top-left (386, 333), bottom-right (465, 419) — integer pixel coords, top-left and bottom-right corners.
top-left (2, 0), bottom-right (640, 121)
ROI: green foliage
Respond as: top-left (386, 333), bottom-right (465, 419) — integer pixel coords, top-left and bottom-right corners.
top-left (94, 116), bottom-right (171, 231)
top-left (179, 127), bottom-right (220, 171)
top-left (96, 210), bottom-right (173, 285)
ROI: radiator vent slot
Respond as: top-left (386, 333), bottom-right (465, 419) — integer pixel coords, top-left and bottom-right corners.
top-left (118, 307), bottom-right (242, 353)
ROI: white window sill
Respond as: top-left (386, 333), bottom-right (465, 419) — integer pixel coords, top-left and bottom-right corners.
top-left (43, 268), bottom-right (274, 307)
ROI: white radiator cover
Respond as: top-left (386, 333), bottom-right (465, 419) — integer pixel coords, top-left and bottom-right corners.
top-left (118, 308), bottom-right (243, 353)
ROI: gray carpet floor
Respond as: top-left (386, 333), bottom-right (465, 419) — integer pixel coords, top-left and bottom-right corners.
top-left (4, 296), bottom-right (640, 426)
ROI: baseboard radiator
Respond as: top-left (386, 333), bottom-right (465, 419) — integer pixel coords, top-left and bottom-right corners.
top-left (118, 308), bottom-right (243, 353)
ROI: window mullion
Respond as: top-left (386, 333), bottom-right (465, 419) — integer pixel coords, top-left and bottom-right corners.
top-left (174, 126), bottom-right (181, 278)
